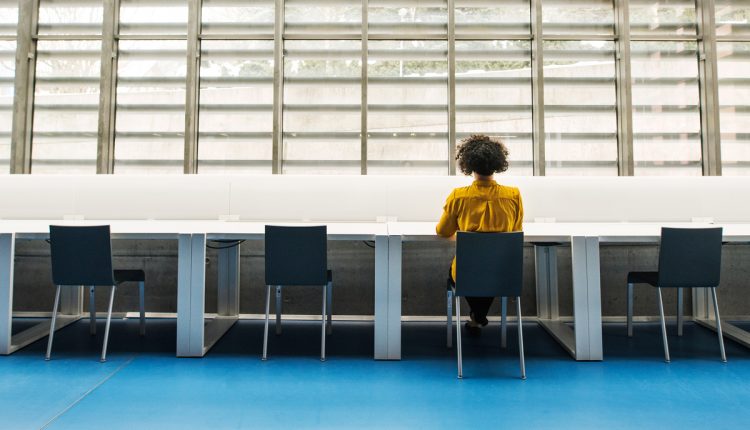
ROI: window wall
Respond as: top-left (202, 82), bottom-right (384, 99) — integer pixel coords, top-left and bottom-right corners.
top-left (3, 1), bottom-right (747, 176)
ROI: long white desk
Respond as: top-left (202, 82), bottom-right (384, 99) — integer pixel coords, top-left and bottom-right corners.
top-left (3, 219), bottom-right (750, 361)
top-left (387, 221), bottom-right (750, 361)
top-left (0, 220), bottom-right (392, 359)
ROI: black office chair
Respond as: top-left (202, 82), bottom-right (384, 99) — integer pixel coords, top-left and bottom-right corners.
top-left (46, 225), bottom-right (146, 362)
top-left (263, 225), bottom-right (332, 361)
top-left (626, 227), bottom-right (726, 362)
top-left (448, 231), bottom-right (526, 379)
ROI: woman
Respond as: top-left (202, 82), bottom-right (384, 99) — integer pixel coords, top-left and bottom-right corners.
top-left (436, 134), bottom-right (523, 334)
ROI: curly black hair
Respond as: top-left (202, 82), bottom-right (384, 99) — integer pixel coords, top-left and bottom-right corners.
top-left (456, 134), bottom-right (510, 176)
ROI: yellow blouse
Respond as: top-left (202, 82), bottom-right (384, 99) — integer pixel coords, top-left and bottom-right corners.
top-left (436, 179), bottom-right (524, 281)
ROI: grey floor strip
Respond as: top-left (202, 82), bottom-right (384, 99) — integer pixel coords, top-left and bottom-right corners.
top-left (39, 355), bottom-right (137, 430)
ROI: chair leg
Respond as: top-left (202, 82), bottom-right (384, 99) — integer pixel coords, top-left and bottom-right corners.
top-left (677, 287), bottom-right (683, 337)
top-left (45, 285), bottom-right (62, 361)
top-left (446, 288), bottom-right (453, 349)
top-left (657, 288), bottom-right (670, 363)
top-left (138, 281), bottom-right (146, 336)
top-left (89, 286), bottom-right (96, 336)
top-left (262, 285), bottom-right (271, 361)
top-left (321, 284), bottom-right (327, 362)
top-left (326, 280), bottom-right (332, 336)
top-left (627, 282), bottom-right (634, 337)
top-left (101, 285), bottom-right (116, 363)
top-left (275, 285), bottom-right (282, 336)
top-left (711, 287), bottom-right (727, 363)
top-left (455, 295), bottom-right (463, 379)
top-left (517, 297), bottom-right (526, 380)
top-left (501, 297), bottom-right (507, 349)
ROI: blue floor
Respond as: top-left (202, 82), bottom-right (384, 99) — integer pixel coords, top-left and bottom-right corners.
top-left (2, 318), bottom-right (750, 430)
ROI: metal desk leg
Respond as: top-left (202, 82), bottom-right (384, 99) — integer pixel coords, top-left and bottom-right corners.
top-left (374, 234), bottom-right (391, 360)
top-left (0, 233), bottom-right (15, 355)
top-left (177, 234), bottom-right (207, 357)
top-left (571, 236), bottom-right (603, 361)
top-left (387, 235), bottom-right (402, 360)
top-left (202, 242), bottom-right (241, 354)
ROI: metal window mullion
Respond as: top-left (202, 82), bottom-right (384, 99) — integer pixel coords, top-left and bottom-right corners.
top-left (530, 0), bottom-right (545, 176)
top-left (361, 0), bottom-right (367, 175)
top-left (448, 0), bottom-right (456, 175)
top-left (697, 0), bottom-right (721, 176)
top-left (272, 0), bottom-right (284, 174)
top-left (96, 0), bottom-right (119, 174)
top-left (10, 0), bottom-right (40, 174)
top-left (614, 0), bottom-right (634, 176)
top-left (184, 0), bottom-right (202, 174)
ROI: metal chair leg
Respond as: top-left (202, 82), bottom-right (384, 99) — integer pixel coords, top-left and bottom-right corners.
top-left (446, 288), bottom-right (453, 349)
top-left (321, 284), bottom-right (327, 362)
top-left (627, 282), bottom-right (633, 337)
top-left (45, 286), bottom-right (62, 361)
top-left (456, 295), bottom-right (463, 379)
top-left (275, 285), bottom-right (282, 335)
top-left (89, 286), bottom-right (96, 336)
top-left (139, 281), bottom-right (146, 336)
top-left (326, 280), bottom-right (332, 335)
top-left (677, 287), bottom-right (683, 337)
top-left (501, 296), bottom-right (507, 348)
top-left (101, 285), bottom-right (116, 363)
top-left (657, 288), bottom-right (670, 363)
top-left (517, 297), bottom-right (526, 380)
top-left (262, 285), bottom-right (271, 361)
top-left (711, 287), bottom-right (727, 363)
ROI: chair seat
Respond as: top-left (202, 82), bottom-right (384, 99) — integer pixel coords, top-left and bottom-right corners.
top-left (627, 271), bottom-right (658, 287)
top-left (114, 269), bottom-right (146, 284)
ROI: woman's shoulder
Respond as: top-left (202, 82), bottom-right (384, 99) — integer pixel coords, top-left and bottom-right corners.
top-left (495, 183), bottom-right (522, 199)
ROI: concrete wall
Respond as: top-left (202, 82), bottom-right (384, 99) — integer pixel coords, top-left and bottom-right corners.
top-left (11, 239), bottom-right (750, 319)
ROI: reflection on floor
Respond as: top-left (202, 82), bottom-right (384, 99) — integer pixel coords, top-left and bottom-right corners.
top-left (1, 318), bottom-right (749, 429)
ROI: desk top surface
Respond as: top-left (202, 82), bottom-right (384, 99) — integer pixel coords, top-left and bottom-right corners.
top-left (2, 220), bottom-right (750, 243)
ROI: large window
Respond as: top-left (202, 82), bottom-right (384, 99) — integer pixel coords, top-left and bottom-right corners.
top-left (0, 0), bottom-right (14, 173)
top-left (198, 40), bottom-right (274, 174)
top-left (368, 40), bottom-right (449, 175)
top-left (455, 40), bottom-right (533, 174)
top-left (631, 41), bottom-right (701, 175)
top-left (4, 1), bottom-right (749, 176)
top-left (544, 41), bottom-right (618, 175)
top-left (283, 40), bottom-right (361, 174)
top-left (718, 42), bottom-right (750, 175)
top-left (114, 40), bottom-right (187, 174)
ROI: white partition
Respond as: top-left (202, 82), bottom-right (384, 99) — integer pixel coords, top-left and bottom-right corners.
top-left (0, 175), bottom-right (748, 223)
top-left (228, 175), bottom-right (389, 222)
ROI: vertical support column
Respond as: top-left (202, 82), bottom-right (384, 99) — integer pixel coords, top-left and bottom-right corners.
top-left (217, 243), bottom-right (240, 317)
top-left (0, 233), bottom-right (15, 355)
top-left (534, 245), bottom-right (558, 320)
top-left (59, 284), bottom-right (83, 316)
top-left (271, 0), bottom-right (284, 174)
top-left (447, 0), bottom-right (456, 175)
top-left (614, 0), bottom-right (634, 176)
top-left (96, 0), bottom-right (119, 174)
top-left (697, 0), bottom-right (722, 176)
top-left (188, 234), bottom-right (206, 355)
top-left (360, 0), bottom-right (368, 175)
top-left (184, 0), bottom-right (202, 174)
top-left (374, 234), bottom-right (389, 359)
top-left (693, 287), bottom-right (712, 319)
top-left (387, 234), bottom-right (402, 359)
top-left (530, 0), bottom-right (545, 176)
top-left (10, 0), bottom-right (40, 174)
top-left (177, 234), bottom-right (193, 356)
top-left (570, 236), bottom-right (603, 361)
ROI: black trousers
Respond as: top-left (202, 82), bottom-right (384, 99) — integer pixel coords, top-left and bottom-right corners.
top-left (448, 268), bottom-right (493, 325)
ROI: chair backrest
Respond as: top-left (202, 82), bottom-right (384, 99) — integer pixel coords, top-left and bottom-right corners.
top-left (454, 231), bottom-right (524, 298)
top-left (265, 225), bottom-right (328, 286)
top-left (657, 227), bottom-right (723, 288)
top-left (49, 225), bottom-right (116, 286)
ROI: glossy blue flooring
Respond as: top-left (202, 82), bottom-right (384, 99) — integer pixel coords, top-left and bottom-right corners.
top-left (2, 318), bottom-right (750, 429)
